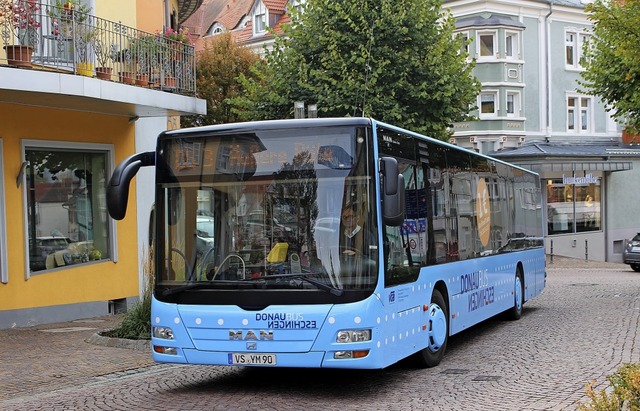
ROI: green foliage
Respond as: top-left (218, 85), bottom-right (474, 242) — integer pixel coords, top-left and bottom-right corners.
top-left (107, 291), bottom-right (151, 340)
top-left (578, 363), bottom-right (640, 411)
top-left (181, 32), bottom-right (261, 127)
top-left (581, 0), bottom-right (640, 134)
top-left (105, 249), bottom-right (153, 340)
top-left (234, 0), bottom-right (479, 139)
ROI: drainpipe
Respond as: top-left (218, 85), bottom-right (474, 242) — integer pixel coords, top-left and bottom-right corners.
top-left (165, 0), bottom-right (171, 31)
top-left (544, 1), bottom-right (553, 141)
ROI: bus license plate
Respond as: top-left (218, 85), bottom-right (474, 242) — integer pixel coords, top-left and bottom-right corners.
top-left (229, 353), bottom-right (277, 366)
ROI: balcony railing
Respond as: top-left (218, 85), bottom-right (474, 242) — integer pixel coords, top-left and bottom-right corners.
top-left (1, 1), bottom-right (196, 96)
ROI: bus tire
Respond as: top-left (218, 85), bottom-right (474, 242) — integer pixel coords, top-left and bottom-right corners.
top-left (505, 268), bottom-right (524, 321)
top-left (414, 288), bottom-right (448, 368)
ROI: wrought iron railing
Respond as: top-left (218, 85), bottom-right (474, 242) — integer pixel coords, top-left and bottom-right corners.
top-left (0, 0), bottom-right (196, 96)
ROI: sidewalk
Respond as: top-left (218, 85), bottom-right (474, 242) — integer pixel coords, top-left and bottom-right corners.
top-left (0, 313), bottom-right (155, 401)
top-left (0, 255), bottom-right (632, 402)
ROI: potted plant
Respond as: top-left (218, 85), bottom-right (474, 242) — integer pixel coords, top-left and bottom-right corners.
top-left (69, 2), bottom-right (94, 76)
top-left (159, 27), bottom-right (193, 89)
top-left (93, 35), bottom-right (114, 80)
top-left (113, 47), bottom-right (135, 85)
top-left (126, 33), bottom-right (161, 86)
top-left (1, 0), bottom-right (42, 68)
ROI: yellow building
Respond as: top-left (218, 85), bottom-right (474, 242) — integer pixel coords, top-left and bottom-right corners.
top-left (0, 0), bottom-right (205, 328)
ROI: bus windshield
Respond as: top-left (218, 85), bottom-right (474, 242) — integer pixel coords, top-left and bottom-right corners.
top-left (155, 124), bottom-right (378, 304)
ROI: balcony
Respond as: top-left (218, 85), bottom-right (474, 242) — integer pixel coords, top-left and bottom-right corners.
top-left (1, 1), bottom-right (196, 96)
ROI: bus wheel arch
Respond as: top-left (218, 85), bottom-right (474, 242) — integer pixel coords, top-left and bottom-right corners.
top-left (414, 282), bottom-right (449, 368)
top-left (505, 263), bottom-right (525, 321)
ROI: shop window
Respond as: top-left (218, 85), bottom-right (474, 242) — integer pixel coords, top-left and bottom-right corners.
top-left (546, 176), bottom-right (601, 235)
top-left (24, 143), bottom-right (112, 273)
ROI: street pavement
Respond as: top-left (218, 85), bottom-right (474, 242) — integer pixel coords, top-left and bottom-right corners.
top-left (0, 255), bottom-right (637, 410)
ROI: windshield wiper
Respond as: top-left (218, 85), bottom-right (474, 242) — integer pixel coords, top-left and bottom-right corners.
top-left (244, 273), bottom-right (344, 296)
top-left (161, 280), bottom-right (235, 297)
top-left (161, 273), bottom-right (344, 297)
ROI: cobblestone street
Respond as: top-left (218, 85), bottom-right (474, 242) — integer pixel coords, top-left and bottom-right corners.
top-left (0, 256), bottom-right (638, 411)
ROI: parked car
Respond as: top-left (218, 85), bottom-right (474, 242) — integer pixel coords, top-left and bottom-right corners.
top-left (196, 215), bottom-right (215, 257)
top-left (622, 233), bottom-right (640, 272)
top-left (29, 236), bottom-right (70, 271)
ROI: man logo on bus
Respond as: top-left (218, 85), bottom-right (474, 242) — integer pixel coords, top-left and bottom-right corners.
top-left (476, 178), bottom-right (491, 248)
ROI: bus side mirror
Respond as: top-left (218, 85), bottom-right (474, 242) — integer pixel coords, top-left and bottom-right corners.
top-left (107, 151), bottom-right (155, 220)
top-left (380, 157), bottom-right (405, 226)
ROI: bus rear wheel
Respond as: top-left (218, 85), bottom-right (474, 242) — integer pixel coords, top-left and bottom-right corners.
top-left (505, 268), bottom-right (524, 320)
top-left (414, 289), bottom-right (448, 368)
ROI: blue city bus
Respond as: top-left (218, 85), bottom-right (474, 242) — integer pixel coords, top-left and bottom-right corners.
top-left (107, 118), bottom-right (545, 369)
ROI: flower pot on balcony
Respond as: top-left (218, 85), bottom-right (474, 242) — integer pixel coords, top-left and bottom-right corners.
top-left (4, 45), bottom-right (34, 68)
top-left (164, 76), bottom-right (176, 89)
top-left (95, 67), bottom-right (112, 80)
top-left (76, 62), bottom-right (94, 77)
top-left (135, 73), bottom-right (150, 87)
top-left (119, 71), bottom-right (135, 85)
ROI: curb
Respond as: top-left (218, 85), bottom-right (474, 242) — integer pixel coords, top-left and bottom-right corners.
top-left (85, 331), bottom-right (151, 352)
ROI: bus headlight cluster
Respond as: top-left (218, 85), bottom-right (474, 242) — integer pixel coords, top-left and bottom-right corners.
top-left (153, 326), bottom-right (174, 340)
top-left (336, 329), bottom-right (371, 343)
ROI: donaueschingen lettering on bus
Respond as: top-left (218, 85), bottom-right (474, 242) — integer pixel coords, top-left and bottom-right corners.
top-left (255, 312), bottom-right (304, 321)
top-left (229, 330), bottom-right (274, 341)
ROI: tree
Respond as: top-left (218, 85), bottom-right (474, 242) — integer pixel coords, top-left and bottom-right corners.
top-left (581, 0), bottom-right (640, 133)
top-left (235, 0), bottom-right (480, 139)
top-left (181, 32), bottom-right (261, 127)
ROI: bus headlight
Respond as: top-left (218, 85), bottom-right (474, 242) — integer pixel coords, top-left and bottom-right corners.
top-left (153, 326), bottom-right (174, 340)
top-left (336, 329), bottom-right (371, 343)
top-left (334, 350), bottom-right (370, 359)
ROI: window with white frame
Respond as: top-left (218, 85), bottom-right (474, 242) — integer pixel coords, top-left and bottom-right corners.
top-left (253, 1), bottom-right (267, 35)
top-left (24, 142), bottom-right (113, 273)
top-left (567, 96), bottom-right (592, 133)
top-left (479, 91), bottom-right (498, 117)
top-left (477, 31), bottom-right (497, 59)
top-left (506, 91), bottom-right (521, 117)
top-left (565, 30), bottom-right (589, 69)
top-left (505, 31), bottom-right (519, 59)
top-left (209, 23), bottom-right (225, 36)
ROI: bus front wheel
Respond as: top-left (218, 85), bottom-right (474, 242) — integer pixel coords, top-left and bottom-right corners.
top-left (414, 289), bottom-right (448, 368)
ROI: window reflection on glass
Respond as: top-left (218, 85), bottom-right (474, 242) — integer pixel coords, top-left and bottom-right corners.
top-left (479, 34), bottom-right (494, 57)
top-left (546, 178), bottom-right (601, 235)
top-left (481, 93), bottom-right (496, 114)
top-left (26, 149), bottom-right (109, 272)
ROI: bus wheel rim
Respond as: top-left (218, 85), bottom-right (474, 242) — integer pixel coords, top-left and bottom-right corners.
top-left (515, 276), bottom-right (522, 311)
top-left (428, 304), bottom-right (446, 351)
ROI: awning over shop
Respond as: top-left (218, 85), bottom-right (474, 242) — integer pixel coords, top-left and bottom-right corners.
top-left (513, 161), bottom-right (632, 173)
top-left (490, 143), bottom-right (636, 174)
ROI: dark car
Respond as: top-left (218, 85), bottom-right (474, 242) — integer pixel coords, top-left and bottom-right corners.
top-left (622, 233), bottom-right (640, 272)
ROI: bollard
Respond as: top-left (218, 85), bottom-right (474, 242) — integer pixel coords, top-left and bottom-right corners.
top-left (585, 239), bottom-right (588, 261)
top-left (550, 240), bottom-right (553, 264)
